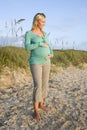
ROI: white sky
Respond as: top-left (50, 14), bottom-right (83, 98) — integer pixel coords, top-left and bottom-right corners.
top-left (0, 0), bottom-right (87, 50)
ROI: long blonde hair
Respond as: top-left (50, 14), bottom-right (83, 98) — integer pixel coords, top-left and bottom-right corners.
top-left (31, 13), bottom-right (46, 31)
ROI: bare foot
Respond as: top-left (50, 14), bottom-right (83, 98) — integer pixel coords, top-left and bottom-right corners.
top-left (39, 105), bottom-right (51, 112)
top-left (34, 111), bottom-right (41, 121)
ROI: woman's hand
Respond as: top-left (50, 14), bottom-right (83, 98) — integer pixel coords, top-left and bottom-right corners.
top-left (43, 43), bottom-right (49, 48)
top-left (45, 54), bottom-right (53, 60)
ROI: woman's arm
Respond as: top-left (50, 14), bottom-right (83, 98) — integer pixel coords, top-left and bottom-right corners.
top-left (25, 31), bottom-right (43, 51)
top-left (44, 32), bottom-right (54, 57)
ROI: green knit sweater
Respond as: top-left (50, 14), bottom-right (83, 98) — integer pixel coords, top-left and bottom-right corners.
top-left (25, 31), bottom-right (53, 64)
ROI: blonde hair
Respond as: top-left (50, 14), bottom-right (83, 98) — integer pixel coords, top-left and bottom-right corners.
top-left (31, 13), bottom-right (46, 30)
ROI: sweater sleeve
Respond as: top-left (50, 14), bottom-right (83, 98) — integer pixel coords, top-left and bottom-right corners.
top-left (44, 32), bottom-right (54, 57)
top-left (49, 45), bottom-right (54, 57)
top-left (24, 31), bottom-right (43, 51)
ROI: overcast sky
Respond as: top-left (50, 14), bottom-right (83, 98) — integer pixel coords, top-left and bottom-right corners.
top-left (0, 0), bottom-right (87, 50)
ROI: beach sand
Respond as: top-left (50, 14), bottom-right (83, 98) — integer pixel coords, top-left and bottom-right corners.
top-left (0, 67), bottom-right (87, 130)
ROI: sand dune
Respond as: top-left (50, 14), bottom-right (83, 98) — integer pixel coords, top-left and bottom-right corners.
top-left (0, 67), bottom-right (87, 129)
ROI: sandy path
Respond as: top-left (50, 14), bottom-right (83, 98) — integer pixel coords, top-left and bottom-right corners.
top-left (0, 68), bottom-right (87, 130)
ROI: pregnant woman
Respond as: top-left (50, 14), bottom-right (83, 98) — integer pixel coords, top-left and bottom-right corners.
top-left (25, 13), bottom-right (53, 121)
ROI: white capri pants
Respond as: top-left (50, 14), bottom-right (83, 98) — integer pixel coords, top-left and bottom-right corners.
top-left (30, 64), bottom-right (50, 102)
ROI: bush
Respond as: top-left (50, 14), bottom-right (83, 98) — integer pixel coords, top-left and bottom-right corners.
top-left (0, 47), bottom-right (87, 73)
top-left (0, 46), bottom-right (29, 72)
top-left (52, 49), bottom-right (87, 67)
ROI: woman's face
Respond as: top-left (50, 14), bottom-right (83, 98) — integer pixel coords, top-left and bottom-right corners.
top-left (38, 17), bottom-right (46, 29)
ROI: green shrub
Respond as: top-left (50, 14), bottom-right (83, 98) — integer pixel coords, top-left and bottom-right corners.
top-left (52, 49), bottom-right (87, 67)
top-left (0, 47), bottom-right (87, 73)
top-left (0, 46), bottom-right (29, 72)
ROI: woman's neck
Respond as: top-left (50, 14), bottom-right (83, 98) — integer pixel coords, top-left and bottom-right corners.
top-left (32, 28), bottom-right (44, 37)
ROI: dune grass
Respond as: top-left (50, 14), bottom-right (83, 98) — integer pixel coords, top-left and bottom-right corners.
top-left (52, 49), bottom-right (87, 67)
top-left (0, 46), bottom-right (87, 73)
top-left (0, 46), bottom-right (29, 73)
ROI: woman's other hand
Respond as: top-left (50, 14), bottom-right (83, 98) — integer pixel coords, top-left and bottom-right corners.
top-left (45, 54), bottom-right (52, 60)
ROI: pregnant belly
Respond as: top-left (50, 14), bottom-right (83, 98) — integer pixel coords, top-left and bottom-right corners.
top-left (32, 47), bottom-right (50, 57)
